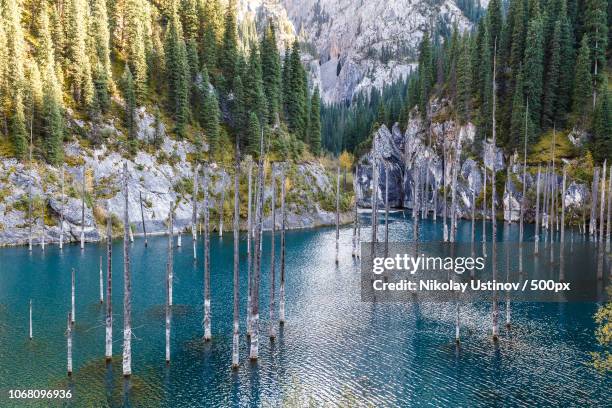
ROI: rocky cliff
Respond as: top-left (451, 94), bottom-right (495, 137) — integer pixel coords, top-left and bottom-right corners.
top-left (0, 108), bottom-right (350, 247)
top-left (355, 100), bottom-right (590, 223)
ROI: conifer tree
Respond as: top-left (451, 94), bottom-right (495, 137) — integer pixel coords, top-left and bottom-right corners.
top-left (199, 0), bottom-right (223, 75)
top-left (592, 89), bottom-right (611, 161)
top-left (165, 11), bottom-right (190, 138)
top-left (523, 16), bottom-right (544, 133)
top-left (247, 112), bottom-right (261, 157)
top-left (200, 70), bottom-right (220, 156)
top-left (418, 32), bottom-right (433, 115)
top-left (510, 69), bottom-right (526, 148)
top-left (244, 44), bottom-right (267, 124)
top-left (456, 39), bottom-right (472, 123)
top-left (555, 10), bottom-right (575, 125)
top-left (64, 0), bottom-right (94, 106)
top-left (90, 0), bottom-right (113, 96)
top-left (572, 36), bottom-right (592, 122)
top-left (287, 41), bottom-right (308, 140)
top-left (121, 65), bottom-right (137, 153)
top-left (282, 51), bottom-right (292, 117)
top-left (180, 0), bottom-right (199, 40)
top-left (584, 0), bottom-right (608, 94)
top-left (309, 88), bottom-right (322, 155)
top-left (261, 23), bottom-right (282, 124)
top-left (125, 0), bottom-right (148, 102)
top-left (541, 20), bottom-right (561, 129)
top-left (220, 0), bottom-right (238, 94)
top-left (42, 64), bottom-right (64, 165)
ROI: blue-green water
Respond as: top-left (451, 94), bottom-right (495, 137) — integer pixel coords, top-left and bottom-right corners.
top-left (0, 213), bottom-right (610, 407)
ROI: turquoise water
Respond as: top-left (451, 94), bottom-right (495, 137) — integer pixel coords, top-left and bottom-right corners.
top-left (0, 213), bottom-right (610, 407)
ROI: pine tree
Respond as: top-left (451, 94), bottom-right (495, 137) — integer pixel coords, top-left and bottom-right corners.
top-left (308, 88), bottom-right (321, 155)
top-left (90, 0), bottom-right (113, 96)
top-left (282, 51), bottom-right (291, 117)
top-left (456, 39), bottom-right (472, 123)
top-left (541, 20), bottom-right (561, 129)
top-left (510, 69), bottom-right (526, 148)
top-left (64, 0), bottom-right (94, 106)
top-left (200, 71), bottom-right (220, 156)
top-left (180, 0), bottom-right (199, 40)
top-left (244, 44), bottom-right (267, 124)
top-left (487, 0), bottom-right (503, 53)
top-left (286, 41), bottom-right (308, 140)
top-left (418, 32), bottom-right (433, 115)
top-left (199, 0), bottom-right (223, 75)
top-left (555, 10), bottom-right (575, 126)
top-left (42, 64), bottom-right (64, 165)
top-left (572, 36), bottom-right (592, 122)
top-left (121, 65), bottom-right (137, 153)
top-left (124, 0), bottom-right (148, 102)
top-left (584, 0), bottom-right (608, 94)
top-left (523, 16), bottom-right (544, 134)
top-left (592, 89), bottom-right (611, 161)
top-left (220, 0), bottom-right (238, 94)
top-left (247, 112), bottom-right (261, 157)
top-left (261, 23), bottom-right (282, 124)
top-left (165, 11), bottom-right (190, 138)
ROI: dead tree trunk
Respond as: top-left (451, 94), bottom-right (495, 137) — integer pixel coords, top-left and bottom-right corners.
top-left (28, 137), bottom-right (33, 252)
top-left (589, 168), bottom-right (600, 238)
top-left (336, 166), bottom-right (341, 264)
top-left (371, 158), bottom-right (378, 244)
top-left (105, 203), bottom-right (113, 361)
top-left (250, 129), bottom-right (265, 361)
top-left (81, 166), bottom-right (86, 250)
top-left (246, 162), bottom-right (253, 335)
top-left (520, 103), bottom-right (528, 243)
top-left (203, 165), bottom-right (211, 341)
top-left (560, 166), bottom-right (567, 281)
top-left (41, 196), bottom-right (45, 251)
top-left (167, 204), bottom-right (174, 307)
top-left (482, 166), bottom-right (487, 255)
top-left (443, 139), bottom-right (448, 242)
top-left (140, 191), bottom-right (148, 248)
top-left (269, 167), bottom-right (277, 339)
top-left (60, 166), bottom-right (64, 250)
top-left (29, 299), bottom-right (32, 340)
top-left (384, 165), bottom-right (390, 255)
top-left (279, 164), bottom-right (287, 324)
top-left (122, 162), bottom-right (132, 377)
top-left (599, 161), bottom-right (606, 244)
top-left (219, 184), bottom-right (225, 237)
top-left (192, 164), bottom-right (199, 259)
top-left (607, 164), bottom-right (611, 251)
top-left (71, 268), bottom-right (75, 324)
top-left (165, 263), bottom-right (171, 364)
top-left (491, 39), bottom-right (499, 341)
top-left (450, 148), bottom-right (459, 243)
top-left (67, 312), bottom-right (72, 376)
top-left (413, 166), bottom-right (420, 242)
top-left (534, 166), bottom-right (541, 254)
top-left (232, 146), bottom-right (240, 368)
top-left (99, 256), bottom-right (104, 304)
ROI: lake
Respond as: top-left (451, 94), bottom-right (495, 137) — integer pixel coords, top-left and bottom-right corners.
top-left (0, 212), bottom-right (610, 407)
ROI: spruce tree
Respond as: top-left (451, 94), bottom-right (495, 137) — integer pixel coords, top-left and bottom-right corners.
top-left (572, 36), bottom-right (592, 122)
top-left (282, 51), bottom-right (292, 117)
top-left (121, 65), bottom-right (137, 153)
top-left (592, 89), bottom-right (611, 161)
top-left (64, 0), bottom-right (94, 106)
top-left (456, 39), bottom-right (472, 123)
top-left (200, 72), bottom-right (220, 156)
top-left (199, 0), bottom-right (223, 75)
top-left (510, 69), bottom-right (526, 148)
top-left (261, 23), bottom-right (282, 124)
top-left (247, 112), bottom-right (261, 157)
top-left (165, 11), bottom-right (190, 138)
top-left (523, 16), bottom-right (544, 134)
top-left (287, 41), bottom-right (307, 140)
top-left (90, 0), bottom-right (113, 95)
top-left (555, 10), bottom-right (575, 126)
top-left (541, 20), bottom-right (561, 129)
top-left (124, 0), bottom-right (148, 102)
top-left (584, 0), bottom-right (608, 94)
top-left (244, 44), bottom-right (267, 124)
top-left (417, 32), bottom-right (433, 115)
top-left (180, 0), bottom-right (199, 40)
top-left (42, 64), bottom-right (64, 165)
top-left (220, 0), bottom-right (238, 94)
top-left (308, 87), bottom-right (322, 155)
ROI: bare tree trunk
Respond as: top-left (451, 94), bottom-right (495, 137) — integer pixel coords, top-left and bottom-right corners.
top-left (336, 166), bottom-right (341, 264)
top-left (250, 129), bottom-right (265, 361)
top-left (384, 165), bottom-right (390, 255)
top-left (413, 165), bottom-right (420, 242)
top-left (122, 162), bottom-right (132, 377)
top-left (590, 168), bottom-right (600, 238)
top-left (99, 256), bottom-right (104, 304)
top-left (520, 103), bottom-right (528, 242)
top-left (219, 185), bottom-right (225, 237)
top-left (607, 164), bottom-right (611, 252)
top-left (450, 148), bottom-right (459, 243)
top-left (167, 205), bottom-right (174, 307)
top-left (81, 166), bottom-right (86, 250)
top-left (71, 268), bottom-right (75, 324)
top-left (482, 167), bottom-right (487, 255)
top-left (28, 130), bottom-right (33, 252)
top-left (443, 137), bottom-right (448, 242)
top-left (599, 160), bottom-right (606, 244)
top-left (165, 263), bottom-right (171, 364)
top-left (41, 197), bottom-right (45, 251)
top-left (471, 190), bottom-right (475, 277)
top-left (246, 162), bottom-right (253, 336)
top-left (535, 166), bottom-right (541, 255)
top-left (371, 158), bottom-right (378, 244)
top-left (67, 312), bottom-right (72, 376)
top-left (203, 165), bottom-right (211, 341)
top-left (560, 166), bottom-right (566, 281)
top-left (60, 166), bottom-right (64, 250)
top-left (491, 39), bottom-right (499, 341)
top-left (140, 191), bottom-right (148, 248)
top-left (279, 164), bottom-right (287, 324)
top-left (551, 128), bottom-right (557, 234)
top-left (232, 147), bottom-right (240, 368)
top-left (352, 181), bottom-right (358, 258)
top-left (192, 164), bottom-right (199, 259)
top-left (269, 166), bottom-right (277, 340)
top-left (29, 299), bottom-right (32, 340)
top-left (105, 203), bottom-right (113, 361)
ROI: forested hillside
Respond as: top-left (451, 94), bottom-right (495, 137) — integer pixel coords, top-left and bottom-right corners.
top-left (324, 0), bottom-right (611, 164)
top-left (0, 0), bottom-right (322, 164)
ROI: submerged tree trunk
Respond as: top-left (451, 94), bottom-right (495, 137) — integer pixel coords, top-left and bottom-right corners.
top-left (279, 164), bottom-right (287, 324)
top-left (336, 166), bottom-right (341, 263)
top-left (371, 158), bottom-right (378, 244)
top-left (167, 205), bottom-right (174, 307)
top-left (219, 185), bottom-right (225, 237)
top-left (599, 161), bottom-right (606, 244)
top-left (535, 166), bottom-right (541, 254)
top-left (140, 191), bottom-right (148, 248)
top-left (491, 41), bottom-right (499, 341)
top-left (71, 268), bottom-right (75, 324)
top-left (67, 312), bottom-right (72, 376)
top-left (413, 165), bottom-right (420, 242)
top-left (192, 164), bottom-right (199, 259)
top-left (122, 162), bottom-right (132, 377)
top-left (166, 263), bottom-right (171, 364)
top-left (29, 299), bottom-right (32, 340)
top-left (560, 166), bottom-right (567, 281)
top-left (269, 167), bottom-right (277, 340)
top-left (105, 203), bottom-right (113, 361)
top-left (589, 168), bottom-right (600, 238)
top-left (607, 164), bottom-right (611, 251)
top-left (250, 129), bottom-right (265, 361)
top-left (81, 166), bottom-right (86, 250)
top-left (246, 162), bottom-right (253, 336)
top-left (203, 165), bottom-right (211, 341)
top-left (482, 167), bottom-right (487, 255)
top-left (384, 165), bottom-right (389, 255)
top-left (99, 256), bottom-right (104, 304)
top-left (60, 166), bottom-right (64, 250)
top-left (232, 147), bottom-right (240, 368)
